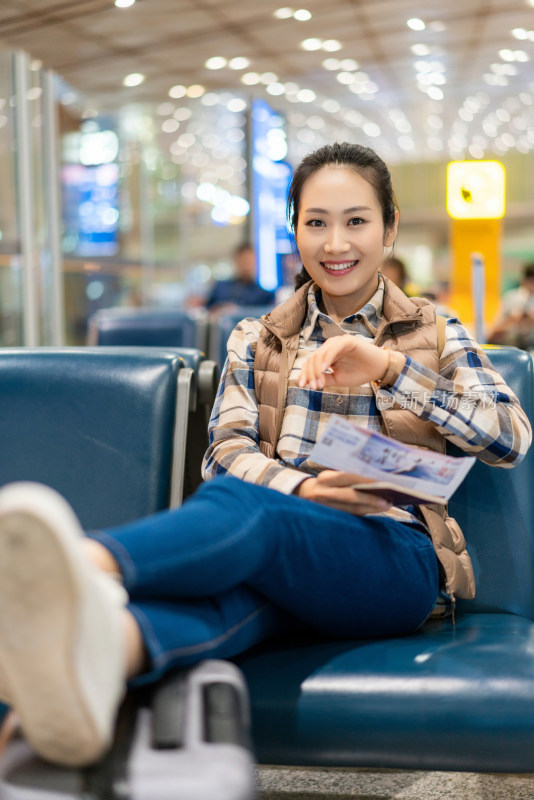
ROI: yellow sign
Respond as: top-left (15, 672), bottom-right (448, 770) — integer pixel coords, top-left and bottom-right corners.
top-left (446, 160), bottom-right (506, 220)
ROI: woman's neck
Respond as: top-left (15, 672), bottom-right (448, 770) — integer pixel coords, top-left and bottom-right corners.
top-left (319, 280), bottom-right (379, 323)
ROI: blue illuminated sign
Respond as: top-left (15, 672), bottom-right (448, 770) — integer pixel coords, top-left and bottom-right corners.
top-left (61, 163), bottom-right (119, 257)
top-left (250, 99), bottom-right (293, 291)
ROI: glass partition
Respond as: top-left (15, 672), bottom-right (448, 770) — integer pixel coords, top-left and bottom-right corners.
top-left (0, 49), bottom-right (22, 346)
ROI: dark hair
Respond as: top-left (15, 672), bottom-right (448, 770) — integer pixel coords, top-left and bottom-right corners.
top-left (287, 143), bottom-right (398, 290)
top-left (523, 263), bottom-right (534, 281)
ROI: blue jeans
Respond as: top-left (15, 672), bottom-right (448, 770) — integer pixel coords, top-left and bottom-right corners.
top-left (94, 477), bottom-right (439, 686)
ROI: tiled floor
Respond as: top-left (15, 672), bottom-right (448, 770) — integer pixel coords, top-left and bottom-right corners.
top-left (257, 766), bottom-right (534, 800)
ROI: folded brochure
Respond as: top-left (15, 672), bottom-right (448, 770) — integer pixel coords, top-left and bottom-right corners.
top-left (308, 416), bottom-right (476, 505)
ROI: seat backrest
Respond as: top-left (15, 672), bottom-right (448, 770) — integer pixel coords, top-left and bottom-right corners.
top-left (0, 348), bottom-right (187, 529)
top-left (451, 346), bottom-right (534, 619)
top-left (209, 306), bottom-right (274, 368)
top-left (89, 307), bottom-right (209, 353)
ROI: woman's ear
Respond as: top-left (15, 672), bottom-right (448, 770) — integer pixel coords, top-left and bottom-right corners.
top-left (383, 210), bottom-right (399, 248)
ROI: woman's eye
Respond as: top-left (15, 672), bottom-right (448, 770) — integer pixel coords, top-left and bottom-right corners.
top-left (306, 219), bottom-right (325, 228)
top-left (348, 217), bottom-right (365, 226)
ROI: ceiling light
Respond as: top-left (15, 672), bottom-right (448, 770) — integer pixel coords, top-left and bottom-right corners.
top-left (407, 18), bottom-right (425, 31)
top-left (415, 60), bottom-right (431, 72)
top-left (512, 28), bottom-right (528, 39)
top-left (427, 86), bottom-right (444, 100)
top-left (337, 71), bottom-right (356, 85)
top-left (115, 0), bottom-right (135, 7)
top-left (411, 44), bottom-right (430, 56)
top-left (322, 58), bottom-right (340, 70)
top-left (468, 144), bottom-right (485, 159)
top-left (169, 84), bottom-right (186, 98)
top-left (293, 8), bottom-right (312, 20)
top-left (499, 49), bottom-right (515, 61)
top-left (459, 109), bottom-right (473, 121)
top-left (174, 107), bottom-right (192, 120)
top-left (297, 89), bottom-right (316, 102)
top-left (266, 83), bottom-right (286, 95)
top-left (307, 115), bottom-right (325, 129)
top-left (514, 50), bottom-right (529, 61)
top-left (274, 7), bottom-right (294, 18)
top-left (501, 132), bottom-right (516, 148)
top-left (186, 84), bottom-right (205, 98)
top-left (205, 57), bottom-right (227, 70)
top-left (241, 72), bottom-right (261, 85)
top-left (229, 57), bottom-right (250, 70)
top-left (322, 39), bottom-right (342, 51)
top-left (322, 99), bottom-right (340, 112)
top-left (227, 98), bottom-right (247, 112)
top-left (301, 38), bottom-right (322, 50)
top-left (161, 119), bottom-right (179, 133)
top-left (123, 73), bottom-right (145, 87)
top-left (201, 93), bottom-right (220, 106)
top-left (340, 59), bottom-right (358, 70)
top-left (260, 72), bottom-right (278, 84)
top-left (363, 122), bottom-right (381, 137)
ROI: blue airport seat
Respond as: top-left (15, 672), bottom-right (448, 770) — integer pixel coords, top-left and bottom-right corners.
top-left (237, 346), bottom-right (534, 773)
top-left (0, 347), bottom-right (192, 528)
top-left (209, 306), bottom-right (275, 368)
top-left (170, 347), bottom-right (219, 498)
top-left (88, 307), bottom-right (209, 354)
top-left (88, 334), bottom-right (219, 498)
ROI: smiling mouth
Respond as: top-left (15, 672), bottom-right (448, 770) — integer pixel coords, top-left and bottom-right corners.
top-left (320, 260), bottom-right (359, 273)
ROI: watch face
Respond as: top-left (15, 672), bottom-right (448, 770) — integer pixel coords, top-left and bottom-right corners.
top-left (446, 160), bottom-right (506, 220)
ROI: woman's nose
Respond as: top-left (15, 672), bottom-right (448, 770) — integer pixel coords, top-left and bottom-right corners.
top-left (324, 228), bottom-right (351, 254)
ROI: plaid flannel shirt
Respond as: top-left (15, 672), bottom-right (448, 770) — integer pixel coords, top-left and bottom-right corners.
top-left (202, 278), bottom-right (532, 525)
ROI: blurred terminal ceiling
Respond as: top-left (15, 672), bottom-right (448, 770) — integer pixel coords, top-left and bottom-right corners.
top-left (1, 0), bottom-right (534, 163)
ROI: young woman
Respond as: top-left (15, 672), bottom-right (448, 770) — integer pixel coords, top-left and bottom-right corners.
top-left (0, 143), bottom-right (530, 768)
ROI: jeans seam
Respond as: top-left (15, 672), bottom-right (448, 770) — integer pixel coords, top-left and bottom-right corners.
top-left (151, 602), bottom-right (272, 668)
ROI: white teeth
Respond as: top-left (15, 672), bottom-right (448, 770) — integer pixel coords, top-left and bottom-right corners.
top-left (323, 261), bottom-right (358, 271)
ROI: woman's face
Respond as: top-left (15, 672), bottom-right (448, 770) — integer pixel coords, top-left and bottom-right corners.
top-left (295, 165), bottom-right (397, 313)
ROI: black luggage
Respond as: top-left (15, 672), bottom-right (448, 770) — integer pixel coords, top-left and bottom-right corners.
top-left (0, 660), bottom-right (256, 800)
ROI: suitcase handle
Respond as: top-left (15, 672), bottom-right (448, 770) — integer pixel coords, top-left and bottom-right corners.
top-left (151, 660), bottom-right (253, 751)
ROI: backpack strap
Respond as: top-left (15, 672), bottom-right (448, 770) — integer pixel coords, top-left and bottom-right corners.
top-left (436, 314), bottom-right (447, 358)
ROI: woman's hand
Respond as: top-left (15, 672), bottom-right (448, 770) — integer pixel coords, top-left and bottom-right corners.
top-left (293, 470), bottom-right (392, 516)
top-left (298, 335), bottom-right (392, 390)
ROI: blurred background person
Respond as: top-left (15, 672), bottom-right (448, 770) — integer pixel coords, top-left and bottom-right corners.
top-left (487, 263), bottom-right (534, 349)
top-left (420, 281), bottom-right (457, 319)
top-left (205, 242), bottom-right (275, 313)
top-left (380, 256), bottom-right (408, 293)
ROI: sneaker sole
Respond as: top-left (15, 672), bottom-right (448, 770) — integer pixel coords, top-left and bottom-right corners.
top-left (0, 497), bottom-right (108, 766)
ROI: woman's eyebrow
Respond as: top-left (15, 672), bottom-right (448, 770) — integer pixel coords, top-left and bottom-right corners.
top-left (304, 206), bottom-right (372, 214)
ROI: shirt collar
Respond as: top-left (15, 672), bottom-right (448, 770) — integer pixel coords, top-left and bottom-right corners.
top-left (301, 275), bottom-right (386, 342)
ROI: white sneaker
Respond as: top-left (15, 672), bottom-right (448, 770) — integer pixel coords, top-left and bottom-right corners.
top-left (0, 482), bottom-right (128, 766)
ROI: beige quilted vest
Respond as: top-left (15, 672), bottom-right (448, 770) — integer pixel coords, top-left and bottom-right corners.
top-left (253, 278), bottom-right (475, 601)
